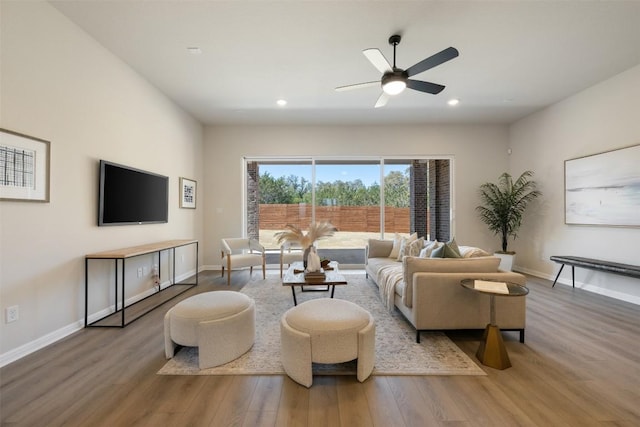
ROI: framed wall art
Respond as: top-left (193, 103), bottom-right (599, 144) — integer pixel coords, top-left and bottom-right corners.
top-left (565, 144), bottom-right (640, 227)
top-left (0, 128), bottom-right (51, 202)
top-left (179, 177), bottom-right (196, 209)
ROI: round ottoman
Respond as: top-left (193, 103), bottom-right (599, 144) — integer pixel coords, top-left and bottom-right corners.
top-left (280, 298), bottom-right (375, 387)
top-left (164, 291), bottom-right (255, 369)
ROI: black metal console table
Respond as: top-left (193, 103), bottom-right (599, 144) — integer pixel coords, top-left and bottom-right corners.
top-left (85, 239), bottom-right (198, 327)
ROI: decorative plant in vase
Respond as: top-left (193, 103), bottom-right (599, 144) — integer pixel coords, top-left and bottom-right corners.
top-left (274, 221), bottom-right (337, 271)
top-left (476, 171), bottom-right (541, 268)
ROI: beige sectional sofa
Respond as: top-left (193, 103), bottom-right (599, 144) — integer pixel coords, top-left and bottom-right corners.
top-left (365, 238), bottom-right (527, 343)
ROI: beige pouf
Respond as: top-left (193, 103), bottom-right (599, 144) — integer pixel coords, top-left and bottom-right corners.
top-left (280, 298), bottom-right (375, 387)
top-left (164, 291), bottom-right (255, 369)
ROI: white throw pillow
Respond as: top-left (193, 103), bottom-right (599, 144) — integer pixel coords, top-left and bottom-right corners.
top-left (459, 246), bottom-right (492, 258)
top-left (396, 233), bottom-right (419, 261)
top-left (389, 233), bottom-right (417, 260)
top-left (388, 233), bottom-right (402, 259)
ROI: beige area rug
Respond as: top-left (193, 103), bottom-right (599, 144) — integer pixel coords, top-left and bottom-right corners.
top-left (158, 274), bottom-right (485, 376)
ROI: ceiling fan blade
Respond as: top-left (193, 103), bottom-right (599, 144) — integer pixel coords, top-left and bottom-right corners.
top-left (406, 47), bottom-right (459, 77)
top-left (363, 48), bottom-right (392, 74)
top-left (374, 92), bottom-right (390, 108)
top-left (335, 81), bottom-right (379, 92)
top-left (406, 79), bottom-right (446, 94)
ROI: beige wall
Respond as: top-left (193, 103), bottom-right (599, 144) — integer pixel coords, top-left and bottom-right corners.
top-left (203, 124), bottom-right (511, 268)
top-left (0, 2), bottom-right (204, 363)
top-left (509, 64), bottom-right (640, 303)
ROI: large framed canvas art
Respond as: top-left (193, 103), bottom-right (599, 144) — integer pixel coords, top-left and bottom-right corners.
top-left (565, 144), bottom-right (640, 227)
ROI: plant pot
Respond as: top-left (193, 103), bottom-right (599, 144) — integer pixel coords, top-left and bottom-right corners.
top-left (494, 252), bottom-right (515, 272)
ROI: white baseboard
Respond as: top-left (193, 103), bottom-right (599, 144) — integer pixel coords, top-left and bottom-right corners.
top-left (0, 320), bottom-right (82, 368)
top-left (0, 268), bottom-right (199, 368)
top-left (515, 265), bottom-right (640, 306)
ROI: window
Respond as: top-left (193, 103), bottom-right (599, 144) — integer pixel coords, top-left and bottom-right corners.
top-left (245, 157), bottom-right (451, 259)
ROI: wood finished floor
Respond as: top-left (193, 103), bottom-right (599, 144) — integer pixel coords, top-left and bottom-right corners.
top-left (1, 271), bottom-right (639, 426)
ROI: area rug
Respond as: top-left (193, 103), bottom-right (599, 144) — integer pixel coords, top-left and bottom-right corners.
top-left (158, 274), bottom-right (485, 376)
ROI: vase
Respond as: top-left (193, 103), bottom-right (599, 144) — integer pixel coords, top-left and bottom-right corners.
top-left (303, 246), bottom-right (311, 269)
top-left (306, 247), bottom-right (321, 272)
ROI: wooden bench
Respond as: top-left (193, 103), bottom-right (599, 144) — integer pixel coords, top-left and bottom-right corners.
top-left (550, 256), bottom-right (640, 288)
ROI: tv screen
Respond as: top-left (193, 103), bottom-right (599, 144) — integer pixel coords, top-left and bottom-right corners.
top-left (98, 160), bottom-right (169, 226)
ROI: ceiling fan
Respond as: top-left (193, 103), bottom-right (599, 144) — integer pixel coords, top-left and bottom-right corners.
top-left (336, 35), bottom-right (459, 108)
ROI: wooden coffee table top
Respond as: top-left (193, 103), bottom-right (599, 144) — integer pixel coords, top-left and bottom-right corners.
top-left (282, 261), bottom-right (347, 286)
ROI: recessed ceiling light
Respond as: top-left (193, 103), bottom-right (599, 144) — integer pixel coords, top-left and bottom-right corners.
top-left (447, 98), bottom-right (460, 106)
top-left (187, 47), bottom-right (202, 54)
top-left (276, 99), bottom-right (287, 107)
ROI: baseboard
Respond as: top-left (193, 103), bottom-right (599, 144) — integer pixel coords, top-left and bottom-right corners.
top-left (0, 320), bottom-right (82, 368)
top-left (0, 268), bottom-right (200, 368)
top-left (515, 265), bottom-right (640, 306)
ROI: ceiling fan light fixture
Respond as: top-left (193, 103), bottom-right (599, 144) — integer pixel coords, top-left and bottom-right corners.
top-left (382, 79), bottom-right (406, 95)
top-left (381, 71), bottom-right (407, 95)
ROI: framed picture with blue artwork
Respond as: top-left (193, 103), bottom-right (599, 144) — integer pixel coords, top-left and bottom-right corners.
top-left (565, 144), bottom-right (640, 227)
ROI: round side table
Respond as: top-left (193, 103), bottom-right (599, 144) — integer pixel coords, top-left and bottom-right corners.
top-left (461, 279), bottom-right (529, 370)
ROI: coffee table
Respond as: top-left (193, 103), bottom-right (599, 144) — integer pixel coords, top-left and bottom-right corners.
top-left (282, 261), bottom-right (347, 306)
top-left (461, 278), bottom-right (529, 370)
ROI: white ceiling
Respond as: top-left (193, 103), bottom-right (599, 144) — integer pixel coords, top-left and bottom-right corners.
top-left (49, 0), bottom-right (640, 126)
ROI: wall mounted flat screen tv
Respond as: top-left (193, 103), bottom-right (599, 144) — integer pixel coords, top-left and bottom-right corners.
top-left (98, 160), bottom-right (169, 226)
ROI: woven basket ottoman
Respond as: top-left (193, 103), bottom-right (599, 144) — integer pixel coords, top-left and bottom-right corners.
top-left (164, 291), bottom-right (255, 369)
top-left (280, 298), bottom-right (375, 387)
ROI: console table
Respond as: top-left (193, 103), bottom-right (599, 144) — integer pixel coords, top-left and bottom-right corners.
top-left (85, 239), bottom-right (198, 327)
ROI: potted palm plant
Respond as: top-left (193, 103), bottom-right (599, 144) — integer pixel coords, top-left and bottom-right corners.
top-left (476, 171), bottom-right (541, 271)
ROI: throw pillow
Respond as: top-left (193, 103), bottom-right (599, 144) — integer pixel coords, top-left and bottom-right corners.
top-left (446, 237), bottom-right (462, 257)
top-left (419, 240), bottom-right (440, 258)
top-left (430, 242), bottom-right (461, 258)
top-left (459, 246), bottom-right (492, 258)
top-left (407, 237), bottom-right (424, 257)
top-left (395, 237), bottom-right (408, 261)
top-left (395, 233), bottom-right (419, 261)
top-left (388, 233), bottom-right (402, 259)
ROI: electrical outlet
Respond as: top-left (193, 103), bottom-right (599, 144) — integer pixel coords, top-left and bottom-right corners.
top-left (181, 254), bottom-right (185, 263)
top-left (143, 266), bottom-right (148, 276)
top-left (6, 306), bottom-right (19, 323)
top-left (137, 267), bottom-right (143, 278)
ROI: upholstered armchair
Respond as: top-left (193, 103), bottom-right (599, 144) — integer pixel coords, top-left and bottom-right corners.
top-left (221, 238), bottom-right (266, 286)
top-left (280, 242), bottom-right (304, 277)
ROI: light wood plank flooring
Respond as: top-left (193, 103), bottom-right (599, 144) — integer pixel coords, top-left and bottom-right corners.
top-left (1, 271), bottom-right (639, 426)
